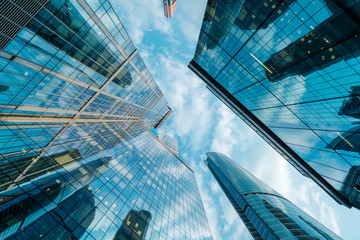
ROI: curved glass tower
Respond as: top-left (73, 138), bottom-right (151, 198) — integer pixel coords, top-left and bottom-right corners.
top-left (205, 152), bottom-right (342, 240)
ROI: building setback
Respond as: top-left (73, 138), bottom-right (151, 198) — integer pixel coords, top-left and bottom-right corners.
top-left (189, 0), bottom-right (360, 209)
top-left (158, 134), bottom-right (180, 156)
top-left (205, 152), bottom-right (342, 240)
top-left (0, 0), bottom-right (212, 239)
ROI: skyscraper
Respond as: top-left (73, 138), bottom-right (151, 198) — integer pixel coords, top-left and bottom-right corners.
top-left (113, 209), bottom-right (152, 240)
top-left (0, 0), bottom-right (212, 239)
top-left (190, 0), bottom-right (360, 209)
top-left (338, 86), bottom-right (360, 120)
top-left (340, 165), bottom-right (360, 209)
top-left (163, 0), bottom-right (177, 18)
top-left (205, 152), bottom-right (342, 240)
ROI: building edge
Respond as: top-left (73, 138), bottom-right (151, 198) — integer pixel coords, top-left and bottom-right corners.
top-left (138, 122), bottom-right (193, 173)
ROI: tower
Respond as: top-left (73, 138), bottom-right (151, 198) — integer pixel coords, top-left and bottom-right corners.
top-left (189, 0), bottom-right (360, 209)
top-left (205, 152), bottom-right (341, 240)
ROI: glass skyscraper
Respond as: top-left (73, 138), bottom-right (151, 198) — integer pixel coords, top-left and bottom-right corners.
top-left (205, 152), bottom-right (342, 240)
top-left (190, 0), bottom-right (360, 209)
top-left (0, 0), bottom-right (212, 239)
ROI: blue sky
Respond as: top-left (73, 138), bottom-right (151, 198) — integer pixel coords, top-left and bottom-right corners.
top-left (112, 0), bottom-right (360, 239)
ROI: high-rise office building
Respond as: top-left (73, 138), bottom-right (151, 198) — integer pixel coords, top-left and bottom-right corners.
top-left (0, 0), bottom-right (212, 239)
top-left (340, 165), bottom-right (360, 209)
top-left (205, 152), bottom-right (342, 240)
top-left (163, 0), bottom-right (177, 18)
top-left (189, 0), bottom-right (360, 209)
top-left (339, 86), bottom-right (360, 119)
top-left (113, 209), bottom-right (152, 240)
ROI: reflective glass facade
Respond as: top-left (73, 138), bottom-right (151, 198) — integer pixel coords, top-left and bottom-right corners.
top-left (0, 0), bottom-right (212, 239)
top-left (190, 0), bottom-right (360, 209)
top-left (0, 130), bottom-right (212, 240)
top-left (157, 134), bottom-right (179, 156)
top-left (206, 152), bottom-right (341, 240)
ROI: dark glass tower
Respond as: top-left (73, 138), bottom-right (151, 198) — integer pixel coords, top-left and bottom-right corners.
top-left (7, 186), bottom-right (96, 240)
top-left (190, 0), bottom-right (360, 209)
top-left (340, 165), bottom-right (360, 209)
top-left (0, 148), bottom-right (82, 191)
top-left (264, 1), bottom-right (360, 82)
top-left (0, 0), bottom-right (212, 239)
top-left (327, 126), bottom-right (360, 153)
top-left (338, 86), bottom-right (360, 119)
top-left (205, 152), bottom-right (342, 240)
top-left (0, 156), bottom-right (111, 239)
top-left (113, 209), bottom-right (152, 240)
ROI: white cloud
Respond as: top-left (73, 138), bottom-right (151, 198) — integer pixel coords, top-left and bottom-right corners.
top-left (210, 180), bottom-right (221, 194)
top-left (152, 54), bottom-right (216, 152)
top-left (111, 0), bottom-right (171, 45)
top-left (210, 104), bottom-right (241, 156)
top-left (219, 195), bottom-right (239, 232)
top-left (174, 0), bottom-right (207, 44)
top-left (252, 149), bottom-right (294, 198)
top-left (312, 191), bottom-right (341, 235)
top-left (111, 0), bottom-right (207, 47)
top-left (190, 160), bottom-right (222, 240)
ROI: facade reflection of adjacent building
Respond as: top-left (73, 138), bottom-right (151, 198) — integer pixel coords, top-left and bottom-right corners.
top-left (234, 0), bottom-right (296, 31)
top-left (113, 210), bottom-right (152, 240)
top-left (7, 186), bottom-right (95, 240)
top-left (0, 156), bottom-right (110, 240)
top-left (204, 0), bottom-right (296, 49)
top-left (0, 149), bottom-right (81, 191)
top-left (339, 86), bottom-right (360, 119)
top-left (340, 165), bottom-right (360, 209)
top-left (25, 0), bottom-right (132, 88)
top-left (265, 1), bottom-right (360, 82)
top-left (327, 126), bottom-right (360, 153)
top-left (205, 152), bottom-right (341, 239)
top-left (0, 84), bottom-right (9, 92)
